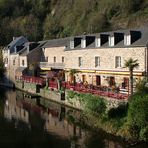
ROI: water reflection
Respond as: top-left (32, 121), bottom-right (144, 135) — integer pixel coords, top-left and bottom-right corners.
top-left (1, 88), bottom-right (148, 148)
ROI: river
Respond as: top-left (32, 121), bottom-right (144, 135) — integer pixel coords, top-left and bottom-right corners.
top-left (0, 87), bottom-right (147, 148)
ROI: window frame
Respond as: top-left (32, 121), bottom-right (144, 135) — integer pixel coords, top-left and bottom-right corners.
top-left (78, 57), bottom-right (82, 67)
top-left (53, 56), bottom-right (56, 63)
top-left (109, 36), bottom-right (114, 46)
top-left (115, 56), bottom-right (121, 68)
top-left (62, 56), bottom-right (64, 63)
top-left (22, 60), bottom-right (25, 66)
top-left (95, 56), bottom-right (100, 67)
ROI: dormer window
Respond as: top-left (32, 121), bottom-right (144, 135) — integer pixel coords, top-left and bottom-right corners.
top-left (124, 35), bottom-right (131, 45)
top-left (81, 39), bottom-right (86, 48)
top-left (95, 38), bottom-right (101, 47)
top-left (109, 36), bottom-right (114, 46)
top-left (70, 40), bottom-right (74, 49)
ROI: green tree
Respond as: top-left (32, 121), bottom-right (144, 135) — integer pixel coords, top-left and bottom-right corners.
top-left (127, 93), bottom-right (148, 141)
top-left (69, 69), bottom-right (78, 84)
top-left (124, 58), bottom-right (139, 96)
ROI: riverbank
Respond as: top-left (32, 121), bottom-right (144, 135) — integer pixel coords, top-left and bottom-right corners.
top-left (13, 81), bottom-right (132, 142)
top-left (2, 79), bottom-right (148, 143)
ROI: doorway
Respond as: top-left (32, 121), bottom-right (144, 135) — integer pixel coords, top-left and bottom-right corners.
top-left (96, 75), bottom-right (101, 86)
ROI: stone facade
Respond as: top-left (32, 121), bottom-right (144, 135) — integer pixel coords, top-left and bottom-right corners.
top-left (43, 46), bottom-right (65, 63)
top-left (64, 47), bottom-right (146, 88)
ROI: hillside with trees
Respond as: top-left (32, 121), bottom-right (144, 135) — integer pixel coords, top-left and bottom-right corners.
top-left (0, 0), bottom-right (148, 46)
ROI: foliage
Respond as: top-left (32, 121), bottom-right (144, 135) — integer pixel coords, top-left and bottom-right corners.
top-left (67, 91), bottom-right (106, 116)
top-left (124, 58), bottom-right (139, 95)
top-left (127, 93), bottom-right (148, 141)
top-left (0, 49), bottom-right (5, 78)
top-left (0, 0), bottom-right (148, 45)
top-left (135, 77), bottom-right (148, 94)
top-left (124, 58), bottom-right (139, 71)
top-left (107, 104), bottom-right (128, 119)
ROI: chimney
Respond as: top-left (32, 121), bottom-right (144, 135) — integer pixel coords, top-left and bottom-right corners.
top-left (14, 46), bottom-right (17, 53)
top-left (27, 45), bottom-right (30, 53)
top-left (13, 37), bottom-right (16, 41)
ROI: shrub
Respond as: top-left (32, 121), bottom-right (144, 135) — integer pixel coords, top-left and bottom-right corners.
top-left (107, 104), bottom-right (128, 119)
top-left (127, 93), bottom-right (148, 140)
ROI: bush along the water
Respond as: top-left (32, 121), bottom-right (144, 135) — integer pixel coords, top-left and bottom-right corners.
top-left (67, 90), bottom-right (106, 116)
top-left (67, 86), bottom-right (148, 142)
top-left (127, 93), bottom-right (148, 141)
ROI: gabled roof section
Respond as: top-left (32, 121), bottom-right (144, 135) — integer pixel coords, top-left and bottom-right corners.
top-left (42, 37), bottom-right (69, 48)
top-left (19, 41), bottom-right (47, 56)
top-left (7, 36), bottom-right (28, 53)
top-left (65, 26), bottom-right (148, 50)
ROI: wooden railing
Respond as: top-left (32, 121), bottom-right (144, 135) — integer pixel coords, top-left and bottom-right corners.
top-left (15, 76), bottom-right (46, 86)
top-left (61, 82), bottom-right (128, 100)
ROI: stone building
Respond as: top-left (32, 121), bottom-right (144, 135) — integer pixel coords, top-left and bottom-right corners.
top-left (3, 36), bottom-right (45, 84)
top-left (3, 27), bottom-right (148, 94)
top-left (41, 27), bottom-right (148, 93)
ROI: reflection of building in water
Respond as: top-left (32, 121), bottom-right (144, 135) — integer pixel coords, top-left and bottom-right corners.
top-left (41, 100), bottom-right (86, 147)
top-left (3, 90), bottom-right (125, 148)
top-left (104, 139), bottom-right (123, 148)
top-left (4, 90), bottom-right (29, 124)
top-left (4, 90), bottom-right (86, 147)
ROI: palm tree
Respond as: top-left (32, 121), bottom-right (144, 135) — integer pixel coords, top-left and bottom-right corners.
top-left (69, 69), bottom-right (77, 84)
top-left (124, 58), bottom-right (139, 96)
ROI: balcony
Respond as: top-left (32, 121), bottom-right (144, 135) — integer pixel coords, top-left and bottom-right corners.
top-left (40, 62), bottom-right (65, 70)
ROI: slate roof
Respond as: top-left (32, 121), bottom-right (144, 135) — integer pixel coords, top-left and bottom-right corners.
top-left (19, 41), bottom-right (47, 56)
top-left (42, 37), bottom-right (69, 48)
top-left (38, 27), bottom-right (148, 51)
top-left (66, 27), bottom-right (148, 50)
top-left (7, 36), bottom-right (28, 53)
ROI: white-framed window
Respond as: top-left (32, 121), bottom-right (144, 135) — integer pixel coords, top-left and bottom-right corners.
top-left (13, 59), bottom-right (15, 65)
top-left (95, 56), bottom-right (100, 67)
top-left (22, 60), bottom-right (25, 66)
top-left (78, 57), bottom-right (82, 67)
top-left (95, 38), bottom-right (101, 47)
top-left (81, 39), bottom-right (86, 48)
top-left (109, 36), bottom-right (114, 46)
top-left (54, 56), bottom-right (56, 63)
top-left (70, 40), bottom-right (74, 49)
top-left (115, 56), bottom-right (121, 68)
top-left (62, 56), bottom-right (64, 63)
top-left (45, 57), bottom-right (48, 62)
top-left (124, 35), bottom-right (131, 45)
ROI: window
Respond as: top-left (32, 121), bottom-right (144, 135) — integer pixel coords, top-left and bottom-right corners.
top-left (13, 59), bottom-right (15, 65)
top-left (22, 60), bottom-right (25, 66)
top-left (124, 35), bottom-right (131, 45)
top-left (62, 56), bottom-right (64, 63)
top-left (95, 38), bottom-right (100, 47)
top-left (54, 56), bottom-right (56, 63)
top-left (81, 39), bottom-right (86, 48)
top-left (46, 57), bottom-right (48, 62)
top-left (78, 57), bottom-right (82, 67)
top-left (115, 56), bottom-right (121, 68)
top-left (109, 36), bottom-right (114, 46)
top-left (95, 56), bottom-right (100, 67)
top-left (70, 40), bottom-right (74, 49)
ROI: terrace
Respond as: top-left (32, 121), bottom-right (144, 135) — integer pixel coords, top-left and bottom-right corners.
top-left (49, 81), bottom-right (129, 100)
top-left (15, 76), bottom-right (129, 100)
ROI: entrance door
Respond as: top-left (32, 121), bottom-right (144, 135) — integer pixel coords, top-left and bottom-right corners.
top-left (96, 75), bottom-right (101, 86)
top-left (82, 75), bottom-right (86, 83)
top-left (109, 76), bottom-right (115, 87)
top-left (123, 77), bottom-right (129, 88)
